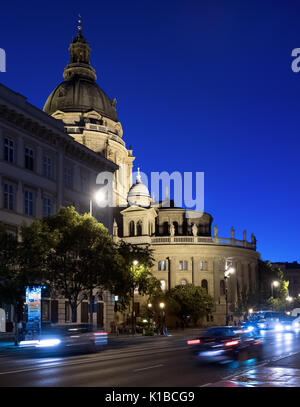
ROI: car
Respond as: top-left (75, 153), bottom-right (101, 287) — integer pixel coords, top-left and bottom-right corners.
top-left (187, 326), bottom-right (263, 363)
top-left (20, 324), bottom-right (108, 354)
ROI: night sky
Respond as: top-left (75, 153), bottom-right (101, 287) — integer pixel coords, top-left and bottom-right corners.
top-left (1, 0), bottom-right (300, 263)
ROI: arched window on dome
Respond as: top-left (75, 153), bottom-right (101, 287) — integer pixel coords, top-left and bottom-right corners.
top-left (201, 279), bottom-right (208, 293)
top-left (163, 222), bottom-right (169, 235)
top-left (173, 222), bottom-right (179, 236)
top-left (137, 221), bottom-right (142, 236)
top-left (129, 221), bottom-right (135, 237)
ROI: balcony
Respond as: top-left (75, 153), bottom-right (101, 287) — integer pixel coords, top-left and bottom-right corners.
top-left (151, 235), bottom-right (256, 250)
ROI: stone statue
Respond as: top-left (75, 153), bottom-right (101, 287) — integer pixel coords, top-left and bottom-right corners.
top-left (231, 227), bottom-right (235, 239)
top-left (251, 233), bottom-right (256, 244)
top-left (169, 223), bottom-right (175, 236)
top-left (214, 225), bottom-right (218, 237)
top-left (243, 230), bottom-right (247, 241)
top-left (192, 224), bottom-right (198, 237)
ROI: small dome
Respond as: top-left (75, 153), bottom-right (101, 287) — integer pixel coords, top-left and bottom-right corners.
top-left (128, 168), bottom-right (151, 208)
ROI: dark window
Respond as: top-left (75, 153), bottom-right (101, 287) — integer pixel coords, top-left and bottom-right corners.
top-left (201, 279), bottom-right (208, 293)
top-left (43, 155), bottom-right (53, 178)
top-left (24, 190), bottom-right (34, 216)
top-left (4, 137), bottom-right (14, 162)
top-left (137, 221), bottom-right (142, 236)
top-left (129, 221), bottom-right (135, 237)
top-left (42, 198), bottom-right (52, 217)
top-left (4, 183), bottom-right (14, 210)
top-left (163, 222), bottom-right (169, 235)
top-left (81, 302), bottom-right (89, 323)
top-left (25, 147), bottom-right (34, 171)
top-left (51, 300), bottom-right (58, 323)
top-left (64, 167), bottom-right (73, 188)
top-left (173, 222), bottom-right (179, 235)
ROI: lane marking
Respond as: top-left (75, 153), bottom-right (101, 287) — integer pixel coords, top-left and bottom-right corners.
top-left (0, 345), bottom-right (185, 376)
top-left (133, 364), bottom-right (164, 372)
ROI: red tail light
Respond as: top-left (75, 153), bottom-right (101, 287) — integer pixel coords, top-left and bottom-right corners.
top-left (187, 339), bottom-right (201, 345)
top-left (93, 332), bottom-right (108, 336)
top-left (224, 340), bottom-right (239, 347)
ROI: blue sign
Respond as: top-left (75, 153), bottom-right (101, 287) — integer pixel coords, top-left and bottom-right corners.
top-left (25, 286), bottom-right (42, 340)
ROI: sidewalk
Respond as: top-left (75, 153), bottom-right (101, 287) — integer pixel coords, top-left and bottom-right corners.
top-left (206, 366), bottom-right (300, 387)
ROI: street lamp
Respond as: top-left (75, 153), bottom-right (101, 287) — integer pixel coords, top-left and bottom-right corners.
top-left (131, 260), bottom-right (139, 335)
top-left (159, 302), bottom-right (167, 336)
top-left (224, 261), bottom-right (235, 326)
top-left (271, 280), bottom-right (279, 298)
top-left (89, 189), bottom-right (105, 216)
top-left (286, 296), bottom-right (293, 302)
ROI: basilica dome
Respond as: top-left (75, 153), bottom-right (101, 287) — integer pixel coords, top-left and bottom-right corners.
top-left (43, 29), bottom-right (118, 122)
top-left (43, 78), bottom-right (118, 122)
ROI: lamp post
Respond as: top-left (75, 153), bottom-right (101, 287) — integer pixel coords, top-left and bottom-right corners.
top-left (271, 280), bottom-right (279, 298)
top-left (89, 189), bottom-right (105, 327)
top-left (159, 302), bottom-right (166, 335)
top-left (224, 261), bottom-right (235, 326)
top-left (89, 189), bottom-right (105, 217)
top-left (131, 260), bottom-right (139, 335)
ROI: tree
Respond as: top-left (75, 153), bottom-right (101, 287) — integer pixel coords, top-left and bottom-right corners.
top-left (20, 207), bottom-right (120, 323)
top-left (164, 284), bottom-right (214, 328)
top-left (114, 241), bottom-right (160, 333)
top-left (0, 224), bottom-right (42, 344)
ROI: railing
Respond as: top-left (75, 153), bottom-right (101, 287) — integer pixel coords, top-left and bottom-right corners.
top-left (151, 235), bottom-right (256, 250)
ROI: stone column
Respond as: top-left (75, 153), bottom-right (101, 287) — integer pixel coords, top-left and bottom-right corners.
top-left (168, 257), bottom-right (177, 289)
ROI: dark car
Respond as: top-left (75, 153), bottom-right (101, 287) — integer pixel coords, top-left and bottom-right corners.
top-left (187, 326), bottom-right (263, 363)
top-left (20, 324), bottom-right (108, 354)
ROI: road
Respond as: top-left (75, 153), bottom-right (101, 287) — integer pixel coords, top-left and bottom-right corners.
top-left (0, 329), bottom-right (300, 387)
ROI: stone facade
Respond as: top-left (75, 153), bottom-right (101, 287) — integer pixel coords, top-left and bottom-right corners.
top-left (0, 82), bottom-right (117, 332)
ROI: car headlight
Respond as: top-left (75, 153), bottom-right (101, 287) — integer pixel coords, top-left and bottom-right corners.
top-left (275, 324), bottom-right (283, 332)
top-left (35, 339), bottom-right (61, 347)
top-left (258, 323), bottom-right (265, 328)
top-left (285, 325), bottom-right (291, 330)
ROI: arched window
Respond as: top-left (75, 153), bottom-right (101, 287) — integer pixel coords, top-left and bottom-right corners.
top-left (163, 221), bottom-right (169, 235)
top-left (201, 279), bottom-right (208, 293)
top-left (129, 220), bottom-right (135, 237)
top-left (173, 221), bottom-right (179, 235)
top-left (137, 221), bottom-right (142, 236)
top-left (220, 280), bottom-right (225, 296)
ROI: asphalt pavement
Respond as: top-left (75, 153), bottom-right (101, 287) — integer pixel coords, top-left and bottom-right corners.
top-left (0, 329), bottom-right (300, 387)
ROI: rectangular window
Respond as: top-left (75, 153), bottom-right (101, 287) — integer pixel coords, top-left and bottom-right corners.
top-left (200, 261), bottom-right (208, 271)
top-left (4, 137), bottom-right (14, 163)
top-left (184, 260), bottom-right (188, 270)
top-left (24, 190), bottom-right (34, 216)
top-left (162, 260), bottom-right (166, 271)
top-left (81, 173), bottom-right (89, 193)
top-left (42, 197), bottom-right (52, 217)
top-left (64, 167), bottom-right (73, 188)
top-left (179, 260), bottom-right (183, 270)
top-left (4, 183), bottom-right (14, 210)
top-left (43, 155), bottom-right (53, 178)
top-left (25, 147), bottom-right (34, 171)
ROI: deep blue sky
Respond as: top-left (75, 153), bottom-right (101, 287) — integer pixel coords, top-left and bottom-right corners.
top-left (1, 0), bottom-right (300, 262)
